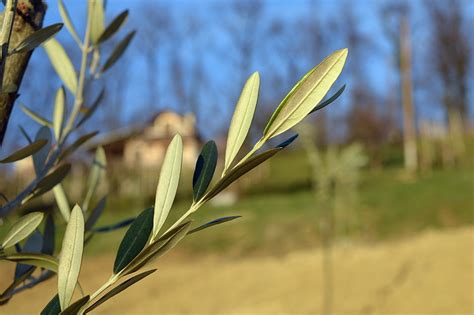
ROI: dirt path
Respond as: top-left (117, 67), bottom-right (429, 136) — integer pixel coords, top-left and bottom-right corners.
top-left (1, 227), bottom-right (473, 314)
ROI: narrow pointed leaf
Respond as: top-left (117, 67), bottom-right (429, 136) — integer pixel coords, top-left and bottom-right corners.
top-left (76, 89), bottom-right (105, 128)
top-left (19, 125), bottom-right (32, 143)
top-left (224, 72), bottom-right (259, 172)
top-left (10, 23), bottom-right (63, 55)
top-left (188, 216), bottom-right (241, 235)
top-left (5, 253), bottom-right (58, 272)
top-left (0, 139), bottom-right (47, 163)
top-left (58, 131), bottom-right (98, 161)
top-left (58, 0), bottom-right (81, 45)
top-left (1, 212), bottom-right (44, 248)
top-left (263, 49), bottom-right (348, 139)
top-left (84, 270), bottom-right (156, 313)
top-left (58, 205), bottom-right (84, 310)
top-left (33, 127), bottom-right (52, 175)
top-left (90, 0), bottom-right (105, 45)
top-left (42, 214), bottom-right (55, 255)
top-left (43, 38), bottom-right (77, 93)
top-left (21, 105), bottom-right (53, 127)
top-left (92, 217), bottom-right (134, 233)
top-left (53, 87), bottom-right (66, 141)
top-left (309, 84), bottom-right (346, 114)
top-left (33, 164), bottom-right (71, 197)
top-left (203, 148), bottom-right (282, 202)
top-left (60, 295), bottom-right (89, 315)
top-left (83, 147), bottom-right (106, 212)
top-left (152, 134), bottom-right (182, 239)
top-left (101, 31), bottom-right (135, 72)
top-left (15, 230), bottom-right (43, 279)
top-left (98, 10), bottom-right (129, 44)
top-left (113, 208), bottom-right (153, 274)
top-left (85, 197), bottom-right (106, 231)
top-left (193, 141), bottom-right (218, 201)
top-left (276, 134), bottom-right (299, 148)
top-left (53, 184), bottom-right (70, 222)
top-left (41, 294), bottom-right (60, 315)
top-left (0, 268), bottom-right (35, 305)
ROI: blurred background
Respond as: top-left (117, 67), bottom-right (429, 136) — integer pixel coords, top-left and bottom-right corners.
top-left (0, 0), bottom-right (473, 314)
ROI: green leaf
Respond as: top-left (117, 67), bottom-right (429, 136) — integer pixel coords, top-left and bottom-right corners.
top-left (9, 23), bottom-right (63, 55)
top-left (33, 164), bottom-right (71, 198)
top-left (89, 0), bottom-right (105, 45)
top-left (101, 31), bottom-right (135, 72)
top-left (58, 205), bottom-right (84, 310)
top-left (276, 134), bottom-right (298, 148)
top-left (42, 214), bottom-right (56, 255)
top-left (224, 72), bottom-right (259, 172)
top-left (41, 294), bottom-right (60, 315)
top-left (152, 134), bottom-right (182, 239)
top-left (59, 295), bottom-right (89, 315)
top-left (43, 38), bottom-right (77, 94)
top-left (85, 196), bottom-right (106, 231)
top-left (53, 184), bottom-right (70, 222)
top-left (309, 84), bottom-right (346, 114)
top-left (98, 10), bottom-right (129, 44)
top-left (83, 146), bottom-right (106, 212)
top-left (0, 139), bottom-right (47, 163)
top-left (84, 270), bottom-right (156, 313)
top-left (263, 49), bottom-right (348, 140)
top-left (203, 148), bottom-right (282, 202)
top-left (92, 218), bottom-right (134, 233)
top-left (58, 131), bottom-right (98, 161)
top-left (33, 127), bottom-right (52, 175)
top-left (4, 253), bottom-right (58, 272)
top-left (188, 216), bottom-right (241, 235)
top-left (193, 141), bottom-right (218, 201)
top-left (21, 105), bottom-right (52, 127)
top-left (76, 89), bottom-right (105, 128)
top-left (14, 230), bottom-right (43, 279)
top-left (123, 221), bottom-right (191, 275)
top-left (1, 212), bottom-right (44, 248)
top-left (58, 0), bottom-right (81, 45)
top-left (53, 87), bottom-right (66, 141)
top-left (113, 208), bottom-right (153, 274)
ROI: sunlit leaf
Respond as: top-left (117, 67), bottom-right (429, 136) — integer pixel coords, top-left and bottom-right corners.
top-left (203, 148), bottom-right (282, 202)
top-left (89, 0), bottom-right (105, 45)
top-left (101, 31), bottom-right (135, 72)
top-left (43, 38), bottom-right (77, 94)
top-left (53, 87), bottom-right (66, 141)
top-left (21, 105), bottom-right (52, 127)
top-left (5, 253), bottom-right (58, 272)
top-left (193, 141), bottom-right (217, 201)
top-left (188, 216), bottom-right (241, 235)
top-left (14, 230), bottom-right (42, 280)
top-left (0, 139), bottom-right (47, 163)
top-left (1, 212), bottom-right (44, 248)
top-left (41, 294), bottom-right (60, 315)
top-left (60, 295), bottom-right (89, 315)
top-left (309, 84), bottom-right (346, 114)
top-left (9, 23), bottom-right (63, 55)
top-left (113, 208), bottom-right (153, 274)
top-left (98, 10), bottom-right (129, 44)
top-left (58, 205), bottom-right (84, 310)
top-left (84, 270), bottom-right (156, 313)
top-left (52, 184), bottom-right (70, 222)
top-left (152, 134), bottom-right (182, 240)
top-left (224, 72), bottom-right (259, 172)
top-left (83, 146), bottom-right (106, 212)
top-left (58, 0), bottom-right (81, 45)
top-left (263, 49), bottom-right (348, 140)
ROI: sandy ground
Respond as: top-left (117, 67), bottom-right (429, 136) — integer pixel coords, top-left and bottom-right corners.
top-left (0, 227), bottom-right (472, 315)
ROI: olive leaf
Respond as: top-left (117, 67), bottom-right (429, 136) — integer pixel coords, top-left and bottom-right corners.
top-left (58, 205), bottom-right (84, 310)
top-left (60, 295), bottom-right (89, 315)
top-left (14, 230), bottom-right (43, 280)
top-left (33, 127), bottom-right (52, 175)
top-left (152, 134), bottom-right (182, 240)
top-left (89, 0), bottom-right (105, 45)
top-left (52, 184), bottom-right (70, 222)
top-left (203, 148), bottom-right (282, 202)
top-left (21, 105), bottom-right (53, 127)
top-left (41, 294), bottom-right (60, 315)
top-left (85, 196), bottom-right (107, 231)
top-left (58, 131), bottom-right (99, 161)
top-left (188, 216), bottom-right (241, 235)
top-left (309, 84), bottom-right (346, 114)
top-left (263, 48), bottom-right (348, 140)
top-left (43, 38), bottom-right (77, 94)
top-left (0, 139), bottom-right (47, 163)
top-left (0, 267), bottom-right (35, 305)
top-left (42, 214), bottom-right (56, 255)
top-left (113, 208), bottom-right (153, 274)
top-left (9, 23), bottom-right (63, 55)
top-left (4, 253), bottom-right (58, 272)
top-left (53, 87), bottom-right (66, 141)
top-left (101, 31), bottom-right (135, 73)
top-left (76, 89), bottom-right (105, 128)
top-left (83, 146), bottom-right (106, 212)
top-left (58, 0), bottom-right (81, 45)
top-left (33, 164), bottom-right (71, 198)
top-left (276, 134), bottom-right (299, 149)
top-left (193, 141), bottom-right (218, 201)
top-left (84, 270), bottom-right (156, 313)
top-left (98, 10), bottom-right (129, 44)
top-left (92, 217), bottom-right (134, 233)
top-left (224, 72), bottom-right (259, 172)
top-left (1, 212), bottom-right (44, 248)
